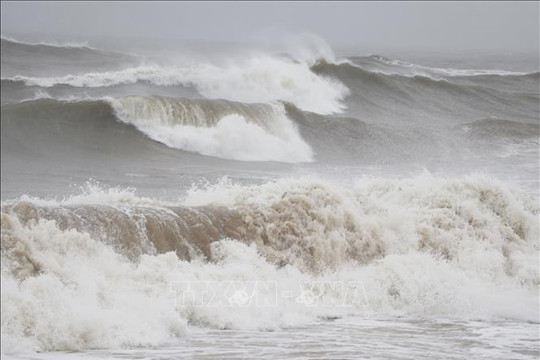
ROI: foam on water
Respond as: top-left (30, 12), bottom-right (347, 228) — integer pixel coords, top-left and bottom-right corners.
top-left (1, 175), bottom-right (538, 354)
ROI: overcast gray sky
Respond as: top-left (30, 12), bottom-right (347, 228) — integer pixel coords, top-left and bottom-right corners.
top-left (1, 1), bottom-right (539, 52)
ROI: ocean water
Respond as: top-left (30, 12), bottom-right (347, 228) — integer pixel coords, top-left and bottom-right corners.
top-left (1, 34), bottom-right (539, 359)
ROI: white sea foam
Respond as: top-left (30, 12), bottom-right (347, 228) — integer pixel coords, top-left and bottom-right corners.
top-left (1, 175), bottom-right (538, 353)
top-left (184, 174), bottom-right (539, 276)
top-left (6, 181), bottom-right (162, 208)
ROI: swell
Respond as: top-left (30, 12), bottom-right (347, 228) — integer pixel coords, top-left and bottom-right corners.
top-left (312, 59), bottom-right (540, 95)
top-left (284, 103), bottom-right (445, 164)
top-left (1, 37), bottom-right (139, 78)
top-left (350, 54), bottom-right (538, 78)
top-left (1, 99), bottom-right (169, 163)
top-left (1, 36), bottom-right (95, 49)
top-left (0, 77), bottom-right (200, 106)
top-left (311, 60), bottom-right (540, 124)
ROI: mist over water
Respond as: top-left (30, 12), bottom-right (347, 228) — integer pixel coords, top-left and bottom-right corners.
top-left (1, 28), bottom-right (539, 360)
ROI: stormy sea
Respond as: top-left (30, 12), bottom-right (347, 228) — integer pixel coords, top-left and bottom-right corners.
top-left (1, 34), bottom-right (539, 359)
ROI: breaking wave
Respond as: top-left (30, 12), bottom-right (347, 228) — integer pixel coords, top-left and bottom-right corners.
top-left (2, 55), bottom-right (349, 114)
top-left (107, 96), bottom-right (313, 162)
top-left (1, 175), bottom-right (538, 352)
top-left (1, 97), bottom-right (313, 163)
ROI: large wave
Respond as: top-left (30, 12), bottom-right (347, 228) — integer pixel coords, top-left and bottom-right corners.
top-left (1, 97), bottom-right (313, 163)
top-left (3, 55), bottom-right (349, 115)
top-left (1, 175), bottom-right (538, 352)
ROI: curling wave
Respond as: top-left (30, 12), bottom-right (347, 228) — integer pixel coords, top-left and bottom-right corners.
top-left (1, 97), bottom-right (314, 163)
top-left (107, 96), bottom-right (314, 162)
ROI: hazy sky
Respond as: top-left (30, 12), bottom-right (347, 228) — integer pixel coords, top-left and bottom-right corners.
top-left (1, 1), bottom-right (539, 52)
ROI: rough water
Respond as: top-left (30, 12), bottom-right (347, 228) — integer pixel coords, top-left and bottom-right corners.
top-left (1, 35), bottom-right (539, 359)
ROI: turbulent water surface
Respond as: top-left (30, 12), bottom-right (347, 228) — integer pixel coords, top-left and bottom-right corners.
top-left (1, 35), bottom-right (539, 359)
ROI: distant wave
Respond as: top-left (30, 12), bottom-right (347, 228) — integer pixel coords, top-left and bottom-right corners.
top-left (350, 54), bottom-right (536, 79)
top-left (2, 55), bottom-right (349, 115)
top-left (2, 97), bottom-right (313, 163)
top-left (311, 59), bottom-right (475, 96)
top-left (1, 35), bottom-right (94, 50)
top-left (311, 59), bottom-right (539, 89)
top-left (311, 58), bottom-right (539, 125)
